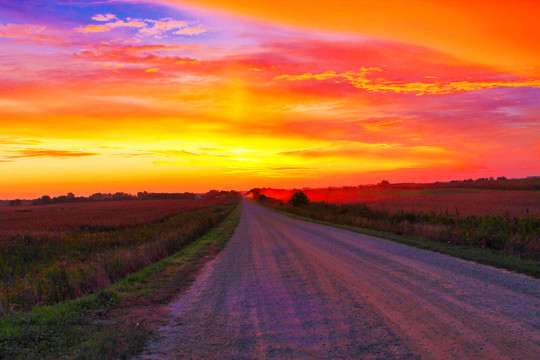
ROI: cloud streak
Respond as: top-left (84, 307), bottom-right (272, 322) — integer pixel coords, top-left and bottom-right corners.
top-left (0, 23), bottom-right (65, 42)
top-left (275, 71), bottom-right (540, 95)
top-left (1, 148), bottom-right (99, 160)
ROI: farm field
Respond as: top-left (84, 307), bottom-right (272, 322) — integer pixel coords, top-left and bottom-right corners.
top-left (0, 197), bottom-right (239, 314)
top-left (0, 198), bottom-right (229, 237)
top-left (256, 187), bottom-right (540, 217)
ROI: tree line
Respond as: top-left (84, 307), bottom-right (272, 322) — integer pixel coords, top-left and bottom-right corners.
top-left (7, 190), bottom-right (240, 206)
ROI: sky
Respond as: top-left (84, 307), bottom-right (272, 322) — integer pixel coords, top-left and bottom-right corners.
top-left (0, 0), bottom-right (539, 198)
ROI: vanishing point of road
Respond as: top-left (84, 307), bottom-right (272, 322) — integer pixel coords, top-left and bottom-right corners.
top-left (138, 198), bottom-right (540, 359)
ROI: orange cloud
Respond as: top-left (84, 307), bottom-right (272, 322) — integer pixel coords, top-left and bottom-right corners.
top-left (275, 70), bottom-right (540, 95)
top-left (76, 24), bottom-right (111, 33)
top-left (173, 0), bottom-right (540, 75)
top-left (1, 148), bottom-right (99, 160)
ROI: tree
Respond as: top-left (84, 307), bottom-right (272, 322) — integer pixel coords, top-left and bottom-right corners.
top-left (9, 199), bottom-right (22, 206)
top-left (288, 191), bottom-right (309, 206)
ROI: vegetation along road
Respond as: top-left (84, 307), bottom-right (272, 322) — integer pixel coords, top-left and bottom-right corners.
top-left (138, 198), bottom-right (540, 359)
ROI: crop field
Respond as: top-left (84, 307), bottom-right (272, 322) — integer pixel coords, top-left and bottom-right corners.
top-left (366, 191), bottom-right (540, 217)
top-left (256, 188), bottom-right (540, 217)
top-left (0, 198), bottom-right (229, 237)
top-left (0, 197), bottom-right (239, 314)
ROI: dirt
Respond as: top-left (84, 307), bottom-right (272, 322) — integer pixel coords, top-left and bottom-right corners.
top-left (136, 198), bottom-right (540, 359)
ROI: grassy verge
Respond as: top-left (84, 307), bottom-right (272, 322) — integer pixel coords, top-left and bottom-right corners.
top-left (259, 202), bottom-right (540, 278)
top-left (0, 203), bottom-right (241, 359)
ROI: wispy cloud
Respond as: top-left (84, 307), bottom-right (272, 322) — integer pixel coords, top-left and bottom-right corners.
top-left (1, 148), bottom-right (99, 160)
top-left (76, 19), bottom-right (146, 33)
top-left (174, 26), bottom-right (207, 36)
top-left (275, 70), bottom-right (540, 95)
top-left (76, 15), bottom-right (209, 38)
top-left (92, 13), bottom-right (117, 22)
top-left (0, 23), bottom-right (65, 42)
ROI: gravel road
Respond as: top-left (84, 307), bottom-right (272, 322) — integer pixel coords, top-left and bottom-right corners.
top-left (137, 198), bottom-right (540, 359)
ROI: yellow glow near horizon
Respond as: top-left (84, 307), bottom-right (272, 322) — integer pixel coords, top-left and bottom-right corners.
top-left (0, 1), bottom-right (539, 198)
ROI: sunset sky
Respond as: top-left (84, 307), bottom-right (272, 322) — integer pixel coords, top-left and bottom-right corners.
top-left (1, 0), bottom-right (539, 198)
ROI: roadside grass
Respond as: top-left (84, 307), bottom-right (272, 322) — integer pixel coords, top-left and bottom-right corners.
top-left (258, 202), bottom-right (540, 278)
top-left (0, 203), bottom-right (241, 360)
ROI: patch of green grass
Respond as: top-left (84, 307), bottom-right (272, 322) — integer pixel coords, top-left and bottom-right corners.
top-left (0, 203), bottom-right (241, 359)
top-left (261, 203), bottom-right (540, 278)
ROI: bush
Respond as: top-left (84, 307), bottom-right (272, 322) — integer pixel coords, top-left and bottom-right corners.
top-left (288, 191), bottom-right (310, 206)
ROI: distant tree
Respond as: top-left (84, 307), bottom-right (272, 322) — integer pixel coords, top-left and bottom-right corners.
top-left (206, 190), bottom-right (220, 198)
top-left (379, 180), bottom-right (390, 186)
top-left (9, 199), bottom-right (22, 206)
top-left (288, 191), bottom-right (310, 206)
top-left (41, 195), bottom-right (51, 204)
top-left (248, 188), bottom-right (260, 200)
top-left (89, 193), bottom-right (105, 201)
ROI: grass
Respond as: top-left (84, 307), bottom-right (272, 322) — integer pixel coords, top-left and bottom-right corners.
top-left (0, 202), bottom-right (241, 359)
top-left (257, 201), bottom-right (540, 278)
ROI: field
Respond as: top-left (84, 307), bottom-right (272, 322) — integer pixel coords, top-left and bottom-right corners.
top-left (363, 190), bottom-right (540, 217)
top-left (0, 198), bottom-right (228, 236)
top-left (0, 205), bottom-right (242, 359)
top-left (255, 188), bottom-right (540, 217)
top-left (0, 197), bottom-right (239, 314)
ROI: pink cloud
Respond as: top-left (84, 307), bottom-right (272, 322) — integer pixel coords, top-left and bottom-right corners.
top-left (175, 26), bottom-right (208, 36)
top-left (92, 14), bottom-right (117, 22)
top-left (75, 16), bottom-right (208, 38)
top-left (0, 23), bottom-right (65, 42)
top-left (76, 19), bottom-right (146, 34)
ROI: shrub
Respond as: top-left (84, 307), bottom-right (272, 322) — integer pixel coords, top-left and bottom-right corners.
top-left (288, 191), bottom-right (310, 206)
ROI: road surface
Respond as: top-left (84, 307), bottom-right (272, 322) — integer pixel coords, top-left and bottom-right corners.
top-left (138, 198), bottom-right (540, 359)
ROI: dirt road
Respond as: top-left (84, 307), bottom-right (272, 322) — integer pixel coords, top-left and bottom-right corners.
top-left (138, 198), bottom-right (540, 359)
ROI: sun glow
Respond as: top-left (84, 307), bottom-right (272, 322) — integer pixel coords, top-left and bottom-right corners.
top-left (0, 1), bottom-right (539, 198)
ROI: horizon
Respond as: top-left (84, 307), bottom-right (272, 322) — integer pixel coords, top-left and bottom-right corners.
top-left (1, 1), bottom-right (539, 198)
top-left (2, 175), bottom-right (538, 201)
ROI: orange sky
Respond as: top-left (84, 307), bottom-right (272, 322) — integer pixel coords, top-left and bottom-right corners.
top-left (0, 1), bottom-right (539, 198)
